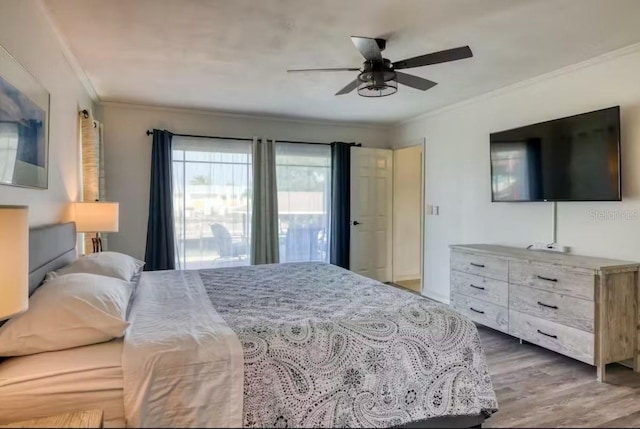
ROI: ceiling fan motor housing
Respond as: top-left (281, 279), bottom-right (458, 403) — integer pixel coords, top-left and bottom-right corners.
top-left (359, 59), bottom-right (396, 88)
top-left (357, 59), bottom-right (398, 96)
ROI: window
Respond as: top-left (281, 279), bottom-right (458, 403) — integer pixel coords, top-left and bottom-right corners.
top-left (171, 138), bottom-right (332, 268)
top-left (172, 137), bottom-right (252, 269)
top-left (276, 143), bottom-right (331, 263)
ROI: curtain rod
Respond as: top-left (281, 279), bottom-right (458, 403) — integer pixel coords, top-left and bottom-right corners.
top-left (145, 130), bottom-right (361, 147)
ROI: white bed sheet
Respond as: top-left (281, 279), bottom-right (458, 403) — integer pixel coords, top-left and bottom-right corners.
top-left (122, 270), bottom-right (244, 428)
top-left (0, 338), bottom-right (125, 428)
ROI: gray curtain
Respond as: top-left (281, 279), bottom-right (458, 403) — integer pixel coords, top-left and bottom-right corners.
top-left (251, 138), bottom-right (279, 264)
top-left (144, 129), bottom-right (176, 270)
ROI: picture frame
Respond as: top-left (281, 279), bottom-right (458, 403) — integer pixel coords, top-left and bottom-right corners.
top-left (0, 43), bottom-right (50, 189)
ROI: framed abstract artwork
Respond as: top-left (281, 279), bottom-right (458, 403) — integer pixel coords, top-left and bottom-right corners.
top-left (0, 44), bottom-right (49, 189)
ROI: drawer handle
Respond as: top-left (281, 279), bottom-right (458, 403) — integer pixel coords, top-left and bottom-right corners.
top-left (537, 329), bottom-right (558, 339)
top-left (470, 262), bottom-right (485, 268)
top-left (537, 275), bottom-right (558, 282)
top-left (469, 284), bottom-right (485, 290)
top-left (537, 301), bottom-right (559, 310)
top-left (470, 307), bottom-right (485, 314)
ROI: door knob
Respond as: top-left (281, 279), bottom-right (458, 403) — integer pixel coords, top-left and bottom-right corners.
top-left (352, 220), bottom-right (361, 225)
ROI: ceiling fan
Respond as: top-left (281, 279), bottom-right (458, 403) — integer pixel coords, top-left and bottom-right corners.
top-left (287, 36), bottom-right (473, 97)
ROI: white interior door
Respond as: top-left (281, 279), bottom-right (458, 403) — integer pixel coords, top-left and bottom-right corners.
top-left (350, 147), bottom-right (393, 282)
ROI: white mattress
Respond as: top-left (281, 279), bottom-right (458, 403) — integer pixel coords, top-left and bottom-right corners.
top-left (0, 338), bottom-right (125, 428)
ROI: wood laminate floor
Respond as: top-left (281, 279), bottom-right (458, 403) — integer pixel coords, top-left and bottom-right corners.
top-left (479, 326), bottom-right (640, 428)
top-left (394, 279), bottom-right (422, 293)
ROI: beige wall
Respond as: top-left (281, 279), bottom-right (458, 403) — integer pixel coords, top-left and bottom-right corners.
top-left (393, 45), bottom-right (640, 303)
top-left (392, 144), bottom-right (423, 282)
top-left (0, 0), bottom-right (94, 225)
top-left (98, 102), bottom-right (392, 260)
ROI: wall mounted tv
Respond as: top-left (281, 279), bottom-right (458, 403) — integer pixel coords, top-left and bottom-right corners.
top-left (490, 106), bottom-right (621, 202)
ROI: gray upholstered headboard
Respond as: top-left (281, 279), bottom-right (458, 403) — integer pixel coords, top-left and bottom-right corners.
top-left (28, 222), bottom-right (77, 295)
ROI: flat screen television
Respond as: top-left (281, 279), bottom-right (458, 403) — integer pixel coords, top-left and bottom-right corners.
top-left (490, 106), bottom-right (621, 202)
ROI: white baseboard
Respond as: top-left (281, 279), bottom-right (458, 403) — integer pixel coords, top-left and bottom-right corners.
top-left (422, 289), bottom-right (450, 304)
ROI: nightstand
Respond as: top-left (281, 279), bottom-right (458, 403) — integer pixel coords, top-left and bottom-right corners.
top-left (0, 410), bottom-right (103, 428)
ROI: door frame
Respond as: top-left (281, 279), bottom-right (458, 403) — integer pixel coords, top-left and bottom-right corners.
top-left (391, 138), bottom-right (426, 293)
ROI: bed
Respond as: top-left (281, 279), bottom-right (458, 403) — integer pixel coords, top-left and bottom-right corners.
top-left (0, 222), bottom-right (126, 427)
top-left (0, 222), bottom-right (497, 428)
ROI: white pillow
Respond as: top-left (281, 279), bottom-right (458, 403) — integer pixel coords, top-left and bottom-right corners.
top-left (47, 251), bottom-right (145, 282)
top-left (0, 273), bottom-right (131, 356)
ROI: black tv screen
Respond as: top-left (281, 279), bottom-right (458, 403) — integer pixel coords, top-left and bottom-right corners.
top-left (490, 106), bottom-right (621, 202)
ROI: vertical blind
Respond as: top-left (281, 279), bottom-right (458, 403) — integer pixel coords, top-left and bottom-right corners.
top-left (80, 111), bottom-right (105, 252)
top-left (171, 137), bottom-right (332, 269)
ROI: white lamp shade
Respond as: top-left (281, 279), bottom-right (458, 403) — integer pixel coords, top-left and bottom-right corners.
top-left (0, 206), bottom-right (28, 321)
top-left (74, 202), bottom-right (119, 233)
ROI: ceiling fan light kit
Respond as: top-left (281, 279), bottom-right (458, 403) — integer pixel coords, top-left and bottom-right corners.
top-left (357, 59), bottom-right (398, 97)
top-left (358, 78), bottom-right (397, 97)
top-left (287, 36), bottom-right (473, 98)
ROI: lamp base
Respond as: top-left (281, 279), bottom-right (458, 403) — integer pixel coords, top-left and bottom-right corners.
top-left (91, 233), bottom-right (103, 253)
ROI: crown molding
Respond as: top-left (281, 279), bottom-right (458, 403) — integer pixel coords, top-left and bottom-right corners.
top-left (396, 41), bottom-right (640, 127)
top-left (38, 0), bottom-right (99, 102)
top-left (98, 100), bottom-right (392, 131)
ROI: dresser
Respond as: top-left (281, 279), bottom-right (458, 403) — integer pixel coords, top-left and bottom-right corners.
top-left (450, 244), bottom-right (640, 382)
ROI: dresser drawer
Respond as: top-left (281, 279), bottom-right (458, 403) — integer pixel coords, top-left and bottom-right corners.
top-left (509, 310), bottom-right (594, 364)
top-left (509, 284), bottom-right (594, 332)
top-left (451, 270), bottom-right (508, 307)
top-left (451, 293), bottom-right (508, 333)
top-left (451, 251), bottom-right (508, 281)
top-left (509, 260), bottom-right (595, 301)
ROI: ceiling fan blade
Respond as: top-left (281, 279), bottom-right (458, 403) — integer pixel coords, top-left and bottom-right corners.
top-left (287, 67), bottom-right (360, 72)
top-left (395, 72), bottom-right (438, 91)
top-left (335, 79), bottom-right (360, 96)
top-left (351, 36), bottom-right (383, 61)
top-left (393, 46), bottom-right (473, 70)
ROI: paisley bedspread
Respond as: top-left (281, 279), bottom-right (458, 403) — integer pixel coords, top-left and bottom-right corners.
top-left (198, 262), bottom-right (498, 428)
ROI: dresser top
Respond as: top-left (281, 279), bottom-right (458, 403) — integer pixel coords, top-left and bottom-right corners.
top-left (450, 244), bottom-right (639, 273)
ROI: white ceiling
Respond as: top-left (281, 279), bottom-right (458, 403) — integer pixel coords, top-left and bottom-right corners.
top-left (44, 0), bottom-right (640, 125)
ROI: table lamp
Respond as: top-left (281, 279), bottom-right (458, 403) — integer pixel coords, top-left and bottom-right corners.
top-left (0, 206), bottom-right (28, 321)
top-left (74, 201), bottom-right (119, 253)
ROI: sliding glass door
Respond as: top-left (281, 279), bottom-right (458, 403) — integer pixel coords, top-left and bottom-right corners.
top-left (171, 137), bottom-right (332, 268)
top-left (172, 137), bottom-right (252, 269)
top-left (276, 143), bottom-right (331, 263)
